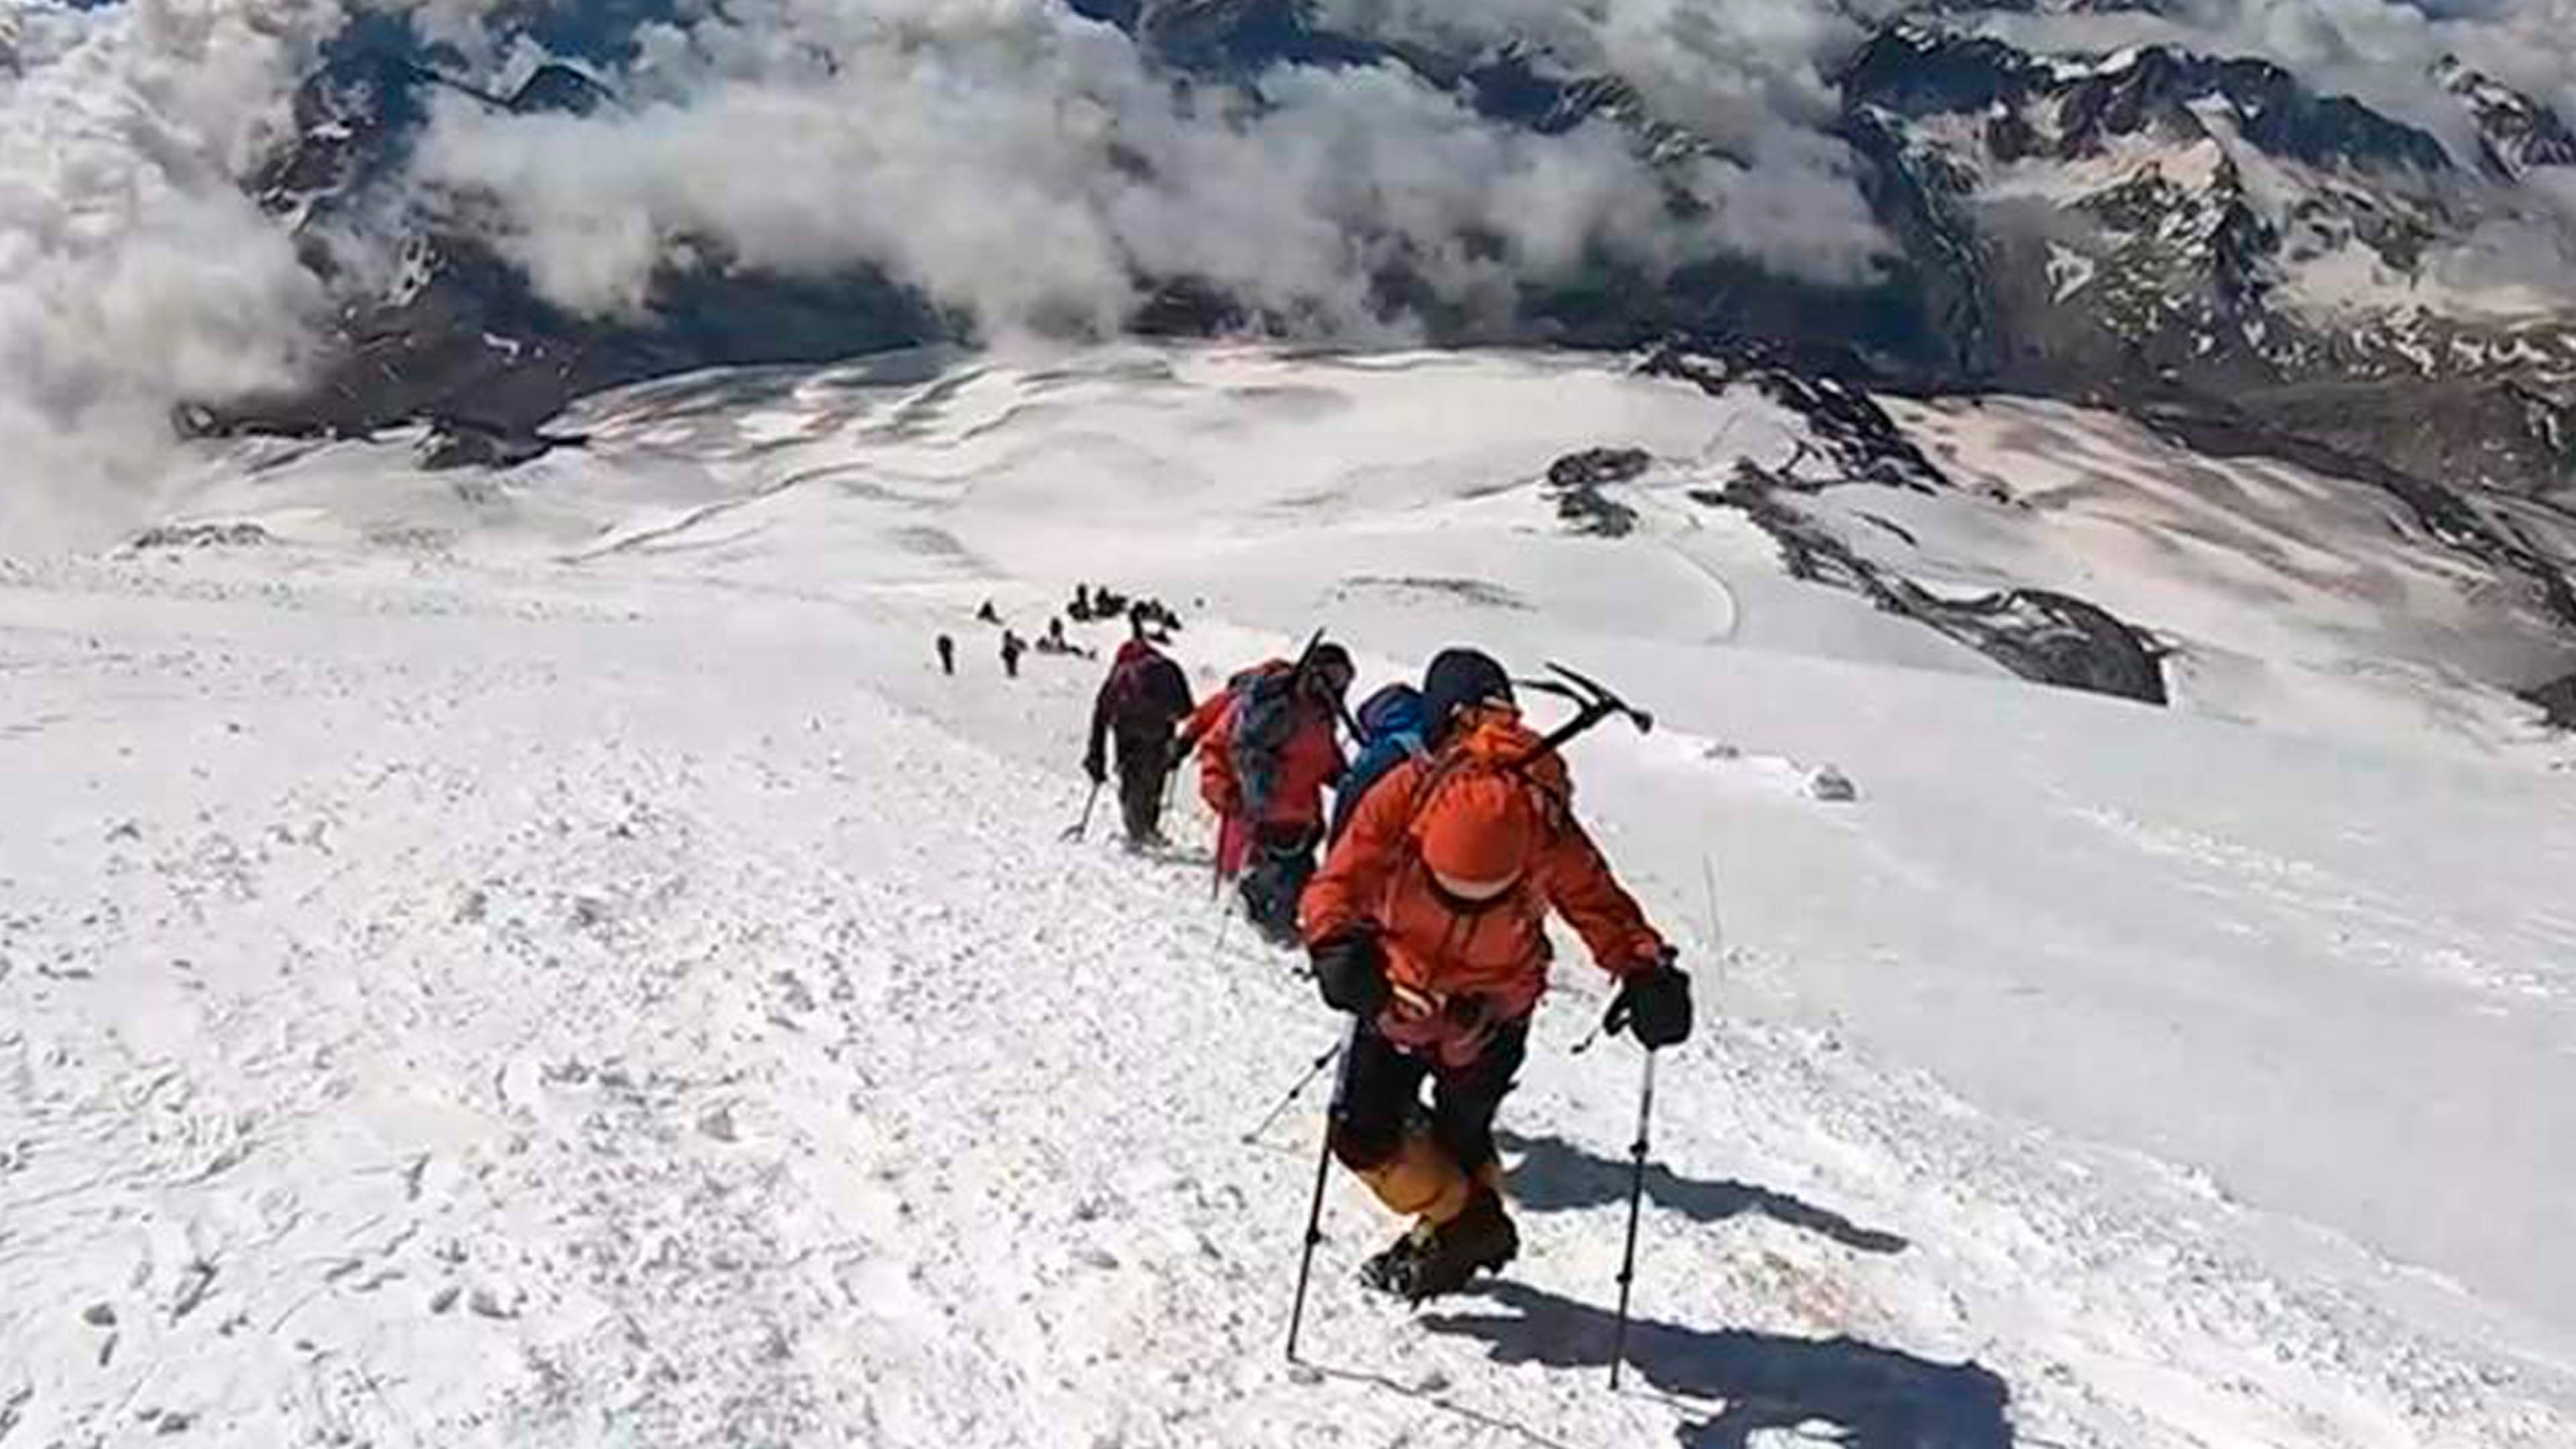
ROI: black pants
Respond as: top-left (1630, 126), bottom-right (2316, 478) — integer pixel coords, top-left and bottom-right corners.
top-left (1112, 729), bottom-right (1173, 843)
top-left (1239, 823), bottom-right (1319, 943)
top-left (1333, 1016), bottom-right (1529, 1180)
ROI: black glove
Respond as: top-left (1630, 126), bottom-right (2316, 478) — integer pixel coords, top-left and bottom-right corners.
top-left (1083, 751), bottom-right (1106, 786)
top-left (1311, 933), bottom-right (1389, 1018)
top-left (1605, 953), bottom-right (1692, 1049)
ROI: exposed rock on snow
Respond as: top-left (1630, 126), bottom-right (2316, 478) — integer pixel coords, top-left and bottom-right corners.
top-left (1707, 466), bottom-right (2169, 707)
top-left (416, 418), bottom-right (579, 472)
top-left (2438, 56), bottom-right (2576, 182)
top-left (1547, 447), bottom-right (1651, 488)
top-left (2528, 671), bottom-right (2576, 731)
top-left (127, 523), bottom-right (274, 551)
top-left (1645, 350), bottom-right (1952, 494)
top-left (1807, 766), bottom-right (1860, 803)
top-left (1544, 446), bottom-right (1649, 537)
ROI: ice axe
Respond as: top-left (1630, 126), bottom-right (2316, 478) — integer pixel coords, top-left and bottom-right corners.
top-left (1513, 661), bottom-right (1654, 759)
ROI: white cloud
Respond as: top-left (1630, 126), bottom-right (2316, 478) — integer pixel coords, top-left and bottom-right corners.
top-left (405, 0), bottom-right (1892, 343)
top-left (0, 0), bottom-right (337, 546)
top-left (9, 0), bottom-right (2576, 546)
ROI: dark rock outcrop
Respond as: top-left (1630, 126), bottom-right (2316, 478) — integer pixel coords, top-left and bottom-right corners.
top-left (416, 417), bottom-right (581, 470)
top-left (2527, 672), bottom-right (2576, 730)
top-left (1546, 447), bottom-right (1649, 537)
top-left (129, 523), bottom-right (277, 550)
top-left (1704, 465), bottom-right (2168, 706)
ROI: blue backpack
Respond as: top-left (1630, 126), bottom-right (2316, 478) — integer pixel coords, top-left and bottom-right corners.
top-left (1328, 683), bottom-right (1428, 843)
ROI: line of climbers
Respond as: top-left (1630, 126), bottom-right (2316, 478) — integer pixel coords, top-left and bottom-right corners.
top-left (960, 590), bottom-right (1185, 681)
top-left (1079, 631), bottom-right (1694, 1302)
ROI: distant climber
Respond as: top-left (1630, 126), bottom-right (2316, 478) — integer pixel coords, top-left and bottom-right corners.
top-left (1182, 640), bottom-right (1353, 947)
top-left (1301, 647), bottom-right (1690, 1301)
top-left (936, 634), bottom-right (957, 678)
top-left (1036, 617), bottom-right (1091, 659)
top-left (1071, 585), bottom-right (1093, 623)
top-left (977, 600), bottom-right (1003, 627)
top-left (1000, 630), bottom-right (1026, 679)
top-left (1085, 637), bottom-right (1195, 849)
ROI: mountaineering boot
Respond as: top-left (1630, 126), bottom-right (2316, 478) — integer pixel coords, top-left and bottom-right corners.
top-left (1238, 871), bottom-right (1299, 949)
top-left (1362, 1186), bottom-right (1518, 1303)
top-left (1358, 1221), bottom-right (1436, 1297)
top-left (1258, 912), bottom-right (1304, 951)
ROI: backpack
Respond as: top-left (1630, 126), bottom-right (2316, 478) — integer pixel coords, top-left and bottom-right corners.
top-left (1104, 643), bottom-right (1185, 729)
top-left (1401, 706), bottom-right (1571, 847)
top-left (1330, 684), bottom-right (1428, 843)
top-left (1226, 661), bottom-right (1305, 818)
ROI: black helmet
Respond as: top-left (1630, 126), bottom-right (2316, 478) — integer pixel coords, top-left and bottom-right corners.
top-left (1307, 641), bottom-right (1356, 698)
top-left (1421, 647), bottom-right (1513, 743)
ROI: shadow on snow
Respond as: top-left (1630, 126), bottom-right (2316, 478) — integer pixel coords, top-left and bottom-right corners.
top-left (1417, 1280), bottom-right (2013, 1449)
top-left (1496, 1130), bottom-right (1911, 1255)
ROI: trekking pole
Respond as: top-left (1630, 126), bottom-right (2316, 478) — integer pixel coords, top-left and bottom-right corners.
top-left (1242, 1038), bottom-right (1346, 1144)
top-left (1206, 809), bottom-right (1228, 901)
top-left (1287, 1018), bottom-right (1360, 1363)
top-left (1609, 1048), bottom-right (1659, 1389)
top-left (1060, 780), bottom-right (1103, 842)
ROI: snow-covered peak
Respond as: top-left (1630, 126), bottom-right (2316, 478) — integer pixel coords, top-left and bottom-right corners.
top-left (1845, 16), bottom-right (2576, 414)
top-left (2436, 54), bottom-right (2576, 181)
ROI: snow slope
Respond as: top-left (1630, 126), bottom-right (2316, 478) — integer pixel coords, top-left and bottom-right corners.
top-left (147, 345), bottom-right (2576, 761)
top-left (6, 345), bottom-right (2575, 1447)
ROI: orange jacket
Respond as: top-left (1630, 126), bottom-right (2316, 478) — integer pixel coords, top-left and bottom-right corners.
top-left (1190, 666), bottom-right (1346, 830)
top-left (1301, 749), bottom-right (1664, 1065)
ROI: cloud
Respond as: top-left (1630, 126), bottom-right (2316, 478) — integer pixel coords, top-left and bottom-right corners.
top-left (402, 0), bottom-right (1892, 343)
top-left (0, 0), bottom-right (1899, 541)
top-left (0, 0), bottom-right (338, 547)
top-left (10, 0), bottom-right (2576, 545)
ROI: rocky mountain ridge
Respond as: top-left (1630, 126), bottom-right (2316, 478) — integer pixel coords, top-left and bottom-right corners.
top-left (180, 1), bottom-right (2576, 717)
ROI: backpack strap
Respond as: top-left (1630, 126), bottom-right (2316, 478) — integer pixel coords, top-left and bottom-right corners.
top-left (1397, 713), bottom-right (1573, 853)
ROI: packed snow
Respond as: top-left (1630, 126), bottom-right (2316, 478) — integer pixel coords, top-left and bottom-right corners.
top-left (5, 345), bottom-right (2573, 1447)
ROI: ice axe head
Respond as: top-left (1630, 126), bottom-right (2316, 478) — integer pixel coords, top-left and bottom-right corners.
top-left (1513, 661), bottom-right (1654, 759)
top-left (1544, 661), bottom-right (1654, 734)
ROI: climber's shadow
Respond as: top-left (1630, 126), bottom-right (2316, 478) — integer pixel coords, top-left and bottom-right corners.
top-left (1496, 1130), bottom-right (1911, 1254)
top-left (1418, 1280), bottom-right (2013, 1448)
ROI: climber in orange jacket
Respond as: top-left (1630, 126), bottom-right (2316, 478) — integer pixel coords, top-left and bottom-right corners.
top-left (1185, 644), bottom-right (1353, 946)
top-left (1299, 646), bottom-right (1691, 1301)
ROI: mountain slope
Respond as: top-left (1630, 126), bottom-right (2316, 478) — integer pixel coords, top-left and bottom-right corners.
top-left (4, 506), bottom-right (2572, 1445)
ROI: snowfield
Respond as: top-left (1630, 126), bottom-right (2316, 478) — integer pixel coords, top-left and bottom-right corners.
top-left (5, 345), bottom-right (2573, 1447)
